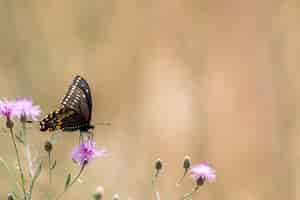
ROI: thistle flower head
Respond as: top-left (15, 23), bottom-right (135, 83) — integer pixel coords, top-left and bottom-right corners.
top-left (44, 140), bottom-right (53, 153)
top-left (0, 100), bottom-right (19, 119)
top-left (7, 193), bottom-right (14, 200)
top-left (112, 194), bottom-right (120, 200)
top-left (183, 156), bottom-right (191, 170)
top-left (155, 158), bottom-right (163, 171)
top-left (190, 162), bottom-right (216, 186)
top-left (15, 97), bottom-right (41, 121)
top-left (93, 186), bottom-right (104, 200)
top-left (71, 140), bottom-right (105, 166)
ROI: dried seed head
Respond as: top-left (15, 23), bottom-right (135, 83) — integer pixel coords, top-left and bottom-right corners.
top-left (7, 193), bottom-right (14, 200)
top-left (44, 140), bottom-right (53, 152)
top-left (183, 156), bottom-right (191, 170)
top-left (155, 158), bottom-right (163, 171)
top-left (93, 186), bottom-right (104, 200)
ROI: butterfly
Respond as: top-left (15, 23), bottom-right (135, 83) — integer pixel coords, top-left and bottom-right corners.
top-left (40, 75), bottom-right (94, 133)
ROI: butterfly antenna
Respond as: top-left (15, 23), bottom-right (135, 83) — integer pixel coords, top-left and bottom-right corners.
top-left (94, 122), bottom-right (111, 126)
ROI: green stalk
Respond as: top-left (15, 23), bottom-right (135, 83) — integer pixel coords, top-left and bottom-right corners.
top-left (176, 169), bottom-right (188, 186)
top-left (48, 152), bottom-right (52, 184)
top-left (9, 127), bottom-right (27, 199)
top-left (54, 164), bottom-right (86, 200)
top-left (179, 186), bottom-right (199, 200)
top-left (68, 165), bottom-right (85, 187)
top-left (151, 172), bottom-right (161, 200)
top-left (28, 162), bottom-right (42, 200)
top-left (22, 122), bottom-right (33, 177)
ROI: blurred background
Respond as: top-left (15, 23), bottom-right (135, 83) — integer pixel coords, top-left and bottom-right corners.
top-left (0, 0), bottom-right (297, 199)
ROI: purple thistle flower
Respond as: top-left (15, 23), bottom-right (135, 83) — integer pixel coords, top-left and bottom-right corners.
top-left (0, 100), bottom-right (19, 119)
top-left (71, 141), bottom-right (105, 166)
top-left (190, 162), bottom-right (216, 185)
top-left (15, 97), bottom-right (41, 121)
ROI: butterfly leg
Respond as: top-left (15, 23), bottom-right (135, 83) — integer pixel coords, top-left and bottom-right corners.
top-left (79, 132), bottom-right (84, 144)
top-left (87, 130), bottom-right (94, 141)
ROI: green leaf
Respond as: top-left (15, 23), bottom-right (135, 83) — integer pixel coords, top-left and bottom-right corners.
top-left (28, 162), bottom-right (42, 199)
top-left (15, 134), bottom-right (24, 144)
top-left (64, 173), bottom-right (71, 191)
top-left (21, 173), bottom-right (26, 185)
top-left (33, 163), bottom-right (42, 182)
top-left (51, 160), bottom-right (57, 170)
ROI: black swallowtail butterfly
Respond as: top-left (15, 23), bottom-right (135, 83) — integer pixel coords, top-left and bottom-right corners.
top-left (40, 75), bottom-right (94, 132)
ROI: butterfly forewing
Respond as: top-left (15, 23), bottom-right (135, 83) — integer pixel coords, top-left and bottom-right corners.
top-left (40, 75), bottom-right (93, 132)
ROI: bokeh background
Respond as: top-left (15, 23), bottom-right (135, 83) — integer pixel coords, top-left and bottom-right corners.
top-left (0, 0), bottom-right (297, 199)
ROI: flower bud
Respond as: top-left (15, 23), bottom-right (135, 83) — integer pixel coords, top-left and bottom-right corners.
top-left (20, 115), bottom-right (27, 123)
top-left (155, 158), bottom-right (163, 171)
top-left (112, 193), bottom-right (120, 200)
top-left (6, 119), bottom-right (14, 129)
top-left (7, 193), bottom-right (14, 200)
top-left (183, 156), bottom-right (191, 170)
top-left (93, 186), bottom-right (104, 200)
top-left (44, 140), bottom-right (53, 153)
top-left (196, 176), bottom-right (205, 186)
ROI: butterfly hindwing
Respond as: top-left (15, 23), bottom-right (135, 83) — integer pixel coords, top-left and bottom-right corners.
top-left (40, 75), bottom-right (93, 132)
top-left (40, 106), bottom-right (75, 131)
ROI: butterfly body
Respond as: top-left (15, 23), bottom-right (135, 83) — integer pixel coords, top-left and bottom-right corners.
top-left (40, 75), bottom-right (94, 133)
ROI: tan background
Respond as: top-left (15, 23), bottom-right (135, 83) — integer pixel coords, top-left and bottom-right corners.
top-left (0, 0), bottom-right (296, 199)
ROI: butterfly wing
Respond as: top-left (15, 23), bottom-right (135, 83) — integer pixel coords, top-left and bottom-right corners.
top-left (40, 106), bottom-right (75, 131)
top-left (61, 75), bottom-right (92, 122)
top-left (40, 75), bottom-right (93, 132)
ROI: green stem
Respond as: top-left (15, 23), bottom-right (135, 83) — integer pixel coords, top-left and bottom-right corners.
top-left (28, 163), bottom-right (42, 200)
top-left (54, 165), bottom-right (86, 200)
top-left (151, 172), bottom-right (161, 200)
top-left (69, 165), bottom-right (85, 187)
top-left (176, 169), bottom-right (188, 186)
top-left (179, 186), bottom-right (199, 200)
top-left (22, 122), bottom-right (33, 177)
top-left (48, 152), bottom-right (52, 184)
top-left (9, 127), bottom-right (27, 200)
